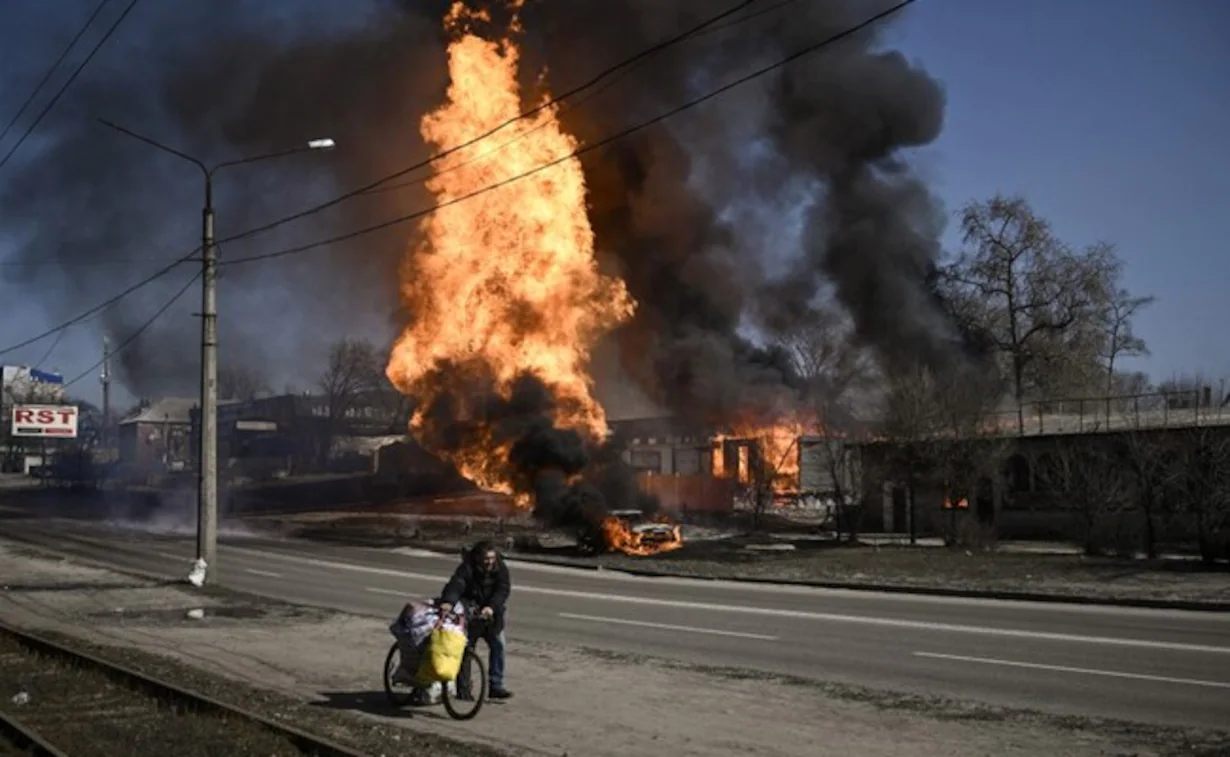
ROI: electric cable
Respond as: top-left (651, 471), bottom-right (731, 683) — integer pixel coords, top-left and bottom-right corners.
top-left (0, 0), bottom-right (113, 149)
top-left (221, 0), bottom-right (915, 269)
top-left (209, 0), bottom-right (763, 247)
top-left (0, 0), bottom-right (141, 174)
top-left (62, 269), bottom-right (200, 388)
top-left (360, 0), bottom-right (806, 198)
top-left (0, 249), bottom-right (196, 358)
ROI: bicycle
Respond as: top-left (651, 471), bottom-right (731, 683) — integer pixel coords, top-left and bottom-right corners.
top-left (383, 607), bottom-right (488, 721)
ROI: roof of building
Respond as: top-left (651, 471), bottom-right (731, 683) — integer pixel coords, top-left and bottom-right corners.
top-left (119, 397), bottom-right (198, 425)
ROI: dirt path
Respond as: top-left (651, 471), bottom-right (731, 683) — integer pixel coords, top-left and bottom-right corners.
top-left (0, 542), bottom-right (1222, 757)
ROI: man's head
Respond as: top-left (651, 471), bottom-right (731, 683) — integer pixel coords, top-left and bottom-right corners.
top-left (471, 540), bottom-right (499, 574)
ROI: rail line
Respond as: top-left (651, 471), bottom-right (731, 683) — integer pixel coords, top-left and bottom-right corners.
top-left (0, 620), bottom-right (374, 757)
top-left (0, 706), bottom-right (68, 757)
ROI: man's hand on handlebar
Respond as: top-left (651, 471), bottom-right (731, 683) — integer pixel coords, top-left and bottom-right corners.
top-left (480, 606), bottom-right (494, 620)
top-left (438, 602), bottom-right (453, 615)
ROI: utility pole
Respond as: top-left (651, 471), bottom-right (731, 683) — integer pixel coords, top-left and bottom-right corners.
top-left (94, 118), bottom-right (335, 588)
top-left (100, 335), bottom-right (111, 444)
top-left (199, 176), bottom-right (218, 582)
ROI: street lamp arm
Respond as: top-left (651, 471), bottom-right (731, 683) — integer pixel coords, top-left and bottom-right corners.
top-left (209, 143), bottom-right (329, 176)
top-left (97, 118), bottom-right (335, 180)
top-left (96, 118), bottom-right (207, 177)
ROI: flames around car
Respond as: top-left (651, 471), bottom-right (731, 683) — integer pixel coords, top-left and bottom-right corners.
top-left (597, 510), bottom-right (684, 557)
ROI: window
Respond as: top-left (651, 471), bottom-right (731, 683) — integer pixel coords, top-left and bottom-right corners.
top-left (629, 449), bottom-right (663, 473)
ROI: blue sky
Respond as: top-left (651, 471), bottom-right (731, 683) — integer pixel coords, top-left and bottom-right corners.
top-left (2, 0), bottom-right (1228, 406)
top-left (888, 0), bottom-right (1230, 381)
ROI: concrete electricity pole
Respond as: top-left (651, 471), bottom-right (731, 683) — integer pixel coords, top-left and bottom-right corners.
top-left (95, 118), bottom-right (334, 586)
top-left (199, 174), bottom-right (218, 583)
top-left (100, 334), bottom-right (111, 440)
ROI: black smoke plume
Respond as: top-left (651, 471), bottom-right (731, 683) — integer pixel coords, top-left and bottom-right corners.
top-left (413, 366), bottom-right (655, 530)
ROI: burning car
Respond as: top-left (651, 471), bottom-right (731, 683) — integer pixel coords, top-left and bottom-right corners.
top-left (578, 509), bottom-right (684, 557)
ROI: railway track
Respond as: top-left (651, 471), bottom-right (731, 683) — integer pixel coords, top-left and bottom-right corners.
top-left (0, 621), bottom-right (374, 757)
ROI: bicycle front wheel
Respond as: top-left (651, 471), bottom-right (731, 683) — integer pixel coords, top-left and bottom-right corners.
top-left (441, 647), bottom-right (486, 720)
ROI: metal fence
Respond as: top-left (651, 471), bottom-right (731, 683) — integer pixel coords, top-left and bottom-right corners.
top-left (987, 390), bottom-right (1230, 437)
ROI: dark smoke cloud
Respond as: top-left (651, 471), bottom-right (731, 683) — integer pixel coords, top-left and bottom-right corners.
top-left (509, 0), bottom-right (957, 418)
top-left (413, 366), bottom-right (655, 529)
top-left (3, 0), bottom-right (954, 519)
top-left (0, 0), bottom-right (449, 398)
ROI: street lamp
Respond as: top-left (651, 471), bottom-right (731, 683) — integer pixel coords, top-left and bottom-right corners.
top-left (97, 118), bottom-right (335, 586)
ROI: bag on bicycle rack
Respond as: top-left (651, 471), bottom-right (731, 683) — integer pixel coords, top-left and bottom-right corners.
top-left (416, 605), bottom-right (467, 683)
top-left (390, 601), bottom-right (439, 680)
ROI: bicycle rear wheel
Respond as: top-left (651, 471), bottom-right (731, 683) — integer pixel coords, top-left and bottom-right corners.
top-left (383, 642), bottom-right (417, 708)
top-left (441, 647), bottom-right (486, 720)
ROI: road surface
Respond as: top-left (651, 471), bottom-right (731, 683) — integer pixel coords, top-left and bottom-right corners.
top-left (2, 517), bottom-right (1228, 731)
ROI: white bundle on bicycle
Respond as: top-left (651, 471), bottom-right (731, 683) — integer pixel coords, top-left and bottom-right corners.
top-left (389, 600), bottom-right (438, 678)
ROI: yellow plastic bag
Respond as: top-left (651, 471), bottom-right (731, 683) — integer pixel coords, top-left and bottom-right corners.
top-left (416, 627), bottom-right (467, 683)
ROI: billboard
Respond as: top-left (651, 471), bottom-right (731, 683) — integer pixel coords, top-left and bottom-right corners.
top-left (11, 405), bottom-right (79, 438)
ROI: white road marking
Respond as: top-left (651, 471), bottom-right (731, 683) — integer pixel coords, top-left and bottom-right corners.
top-left (26, 528), bottom-right (1229, 621)
top-left (243, 568), bottom-right (282, 579)
top-left (229, 547), bottom-right (1230, 655)
top-left (914, 652), bottom-right (1230, 689)
top-left (558, 612), bottom-right (779, 641)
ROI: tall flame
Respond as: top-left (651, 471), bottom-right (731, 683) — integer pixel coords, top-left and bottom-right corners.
top-left (386, 1), bottom-right (634, 495)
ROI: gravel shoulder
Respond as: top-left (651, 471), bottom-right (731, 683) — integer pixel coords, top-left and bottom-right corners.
top-left (249, 512), bottom-right (1230, 606)
top-left (3, 540), bottom-right (1229, 757)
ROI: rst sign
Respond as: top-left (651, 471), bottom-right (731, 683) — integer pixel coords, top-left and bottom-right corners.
top-left (11, 404), bottom-right (78, 438)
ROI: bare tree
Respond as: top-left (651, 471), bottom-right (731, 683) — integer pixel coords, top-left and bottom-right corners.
top-left (879, 363), bottom-right (941, 544)
top-left (943, 195), bottom-right (1122, 431)
top-left (1119, 431), bottom-right (1178, 560)
top-left (1037, 439), bottom-right (1133, 556)
top-left (879, 359), bottom-right (1008, 546)
top-left (808, 435), bottom-right (865, 543)
top-left (779, 304), bottom-right (876, 408)
top-left (218, 363), bottom-right (270, 402)
top-left (1168, 427), bottom-right (1230, 564)
top-left (1097, 284), bottom-right (1154, 421)
top-left (317, 338), bottom-right (385, 464)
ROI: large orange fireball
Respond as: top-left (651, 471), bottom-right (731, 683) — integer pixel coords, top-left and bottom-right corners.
top-left (386, 1), bottom-right (634, 496)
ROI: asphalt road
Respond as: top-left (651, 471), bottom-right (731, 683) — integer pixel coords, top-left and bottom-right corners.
top-left (2, 517), bottom-right (1229, 731)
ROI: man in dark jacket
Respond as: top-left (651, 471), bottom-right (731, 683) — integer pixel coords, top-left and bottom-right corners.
top-left (439, 540), bottom-right (512, 699)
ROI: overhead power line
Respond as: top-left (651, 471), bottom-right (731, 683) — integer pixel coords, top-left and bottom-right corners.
top-left (0, 0), bottom-right (906, 359)
top-left (32, 328), bottom-right (67, 371)
top-left (0, 0), bottom-right (141, 175)
top-left (220, 0), bottom-right (916, 269)
top-left (0, 249), bottom-right (196, 359)
top-left (209, 0), bottom-right (762, 249)
top-left (360, 0), bottom-right (806, 199)
top-left (0, 256), bottom-right (186, 269)
top-left (0, 0), bottom-right (113, 149)
top-left (0, 1), bottom-right (763, 278)
top-left (63, 270), bottom-right (200, 388)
